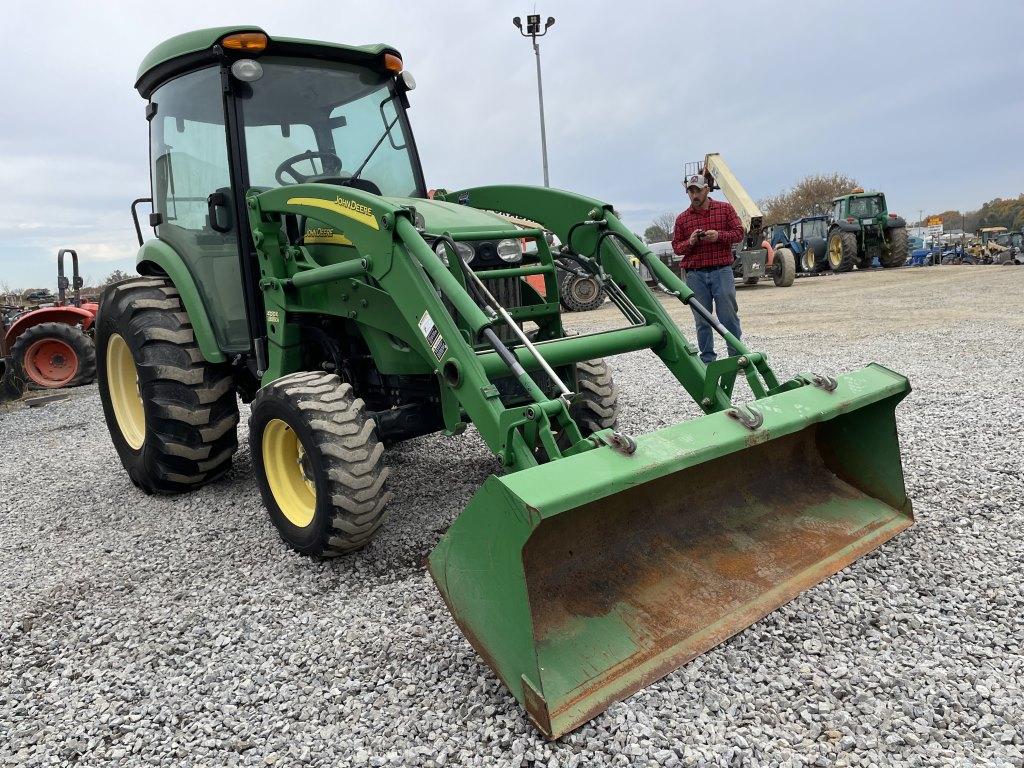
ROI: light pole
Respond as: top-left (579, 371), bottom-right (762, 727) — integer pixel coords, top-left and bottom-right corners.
top-left (513, 14), bottom-right (555, 187)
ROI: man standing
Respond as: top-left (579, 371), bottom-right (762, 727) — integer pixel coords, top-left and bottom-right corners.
top-left (671, 172), bottom-right (745, 364)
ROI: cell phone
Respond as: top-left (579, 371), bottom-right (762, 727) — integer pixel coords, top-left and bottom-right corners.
top-left (694, 229), bottom-right (706, 240)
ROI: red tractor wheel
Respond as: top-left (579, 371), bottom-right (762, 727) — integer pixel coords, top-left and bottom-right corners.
top-left (11, 322), bottom-right (97, 389)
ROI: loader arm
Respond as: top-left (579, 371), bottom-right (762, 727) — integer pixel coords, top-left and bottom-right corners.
top-left (702, 152), bottom-right (763, 249)
top-left (437, 184), bottom-right (785, 408)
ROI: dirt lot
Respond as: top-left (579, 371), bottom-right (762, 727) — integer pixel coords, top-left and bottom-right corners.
top-left (2, 265), bottom-right (1022, 767)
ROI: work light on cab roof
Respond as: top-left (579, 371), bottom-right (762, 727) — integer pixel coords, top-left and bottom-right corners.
top-left (106, 26), bottom-right (916, 739)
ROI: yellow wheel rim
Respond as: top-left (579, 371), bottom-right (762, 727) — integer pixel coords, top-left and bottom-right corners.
top-left (262, 418), bottom-right (317, 527)
top-left (828, 237), bottom-right (843, 268)
top-left (106, 333), bottom-right (146, 450)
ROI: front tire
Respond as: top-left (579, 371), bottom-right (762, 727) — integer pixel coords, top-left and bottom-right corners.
top-left (882, 227), bottom-right (908, 267)
top-left (97, 277), bottom-right (239, 493)
top-left (551, 359), bottom-right (620, 451)
top-left (827, 231), bottom-right (858, 272)
top-left (250, 372), bottom-right (391, 556)
top-left (11, 322), bottom-right (96, 389)
top-left (772, 247), bottom-right (796, 287)
top-left (570, 359), bottom-right (619, 436)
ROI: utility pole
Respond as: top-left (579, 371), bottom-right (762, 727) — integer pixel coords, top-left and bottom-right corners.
top-left (513, 14), bottom-right (555, 187)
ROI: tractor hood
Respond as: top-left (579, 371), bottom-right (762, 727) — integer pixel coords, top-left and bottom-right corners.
top-left (384, 197), bottom-right (517, 237)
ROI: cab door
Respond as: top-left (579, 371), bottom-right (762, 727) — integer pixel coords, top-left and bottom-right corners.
top-left (149, 66), bottom-right (250, 353)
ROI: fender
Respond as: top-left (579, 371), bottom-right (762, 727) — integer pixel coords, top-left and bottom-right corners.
top-left (884, 215), bottom-right (907, 230)
top-left (136, 239), bottom-right (226, 363)
top-left (4, 306), bottom-right (96, 350)
top-left (830, 220), bottom-right (861, 234)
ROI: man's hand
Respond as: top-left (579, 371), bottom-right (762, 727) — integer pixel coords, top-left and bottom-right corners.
top-left (704, 230), bottom-right (719, 242)
top-left (689, 229), bottom-right (703, 246)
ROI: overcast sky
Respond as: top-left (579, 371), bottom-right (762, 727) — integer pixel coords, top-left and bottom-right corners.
top-left (1, 0), bottom-right (1021, 288)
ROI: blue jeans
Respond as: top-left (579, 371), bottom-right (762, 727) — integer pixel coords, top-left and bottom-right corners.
top-left (685, 266), bottom-right (742, 364)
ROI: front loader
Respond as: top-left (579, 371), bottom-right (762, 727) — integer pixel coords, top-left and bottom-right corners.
top-left (98, 27), bottom-right (914, 738)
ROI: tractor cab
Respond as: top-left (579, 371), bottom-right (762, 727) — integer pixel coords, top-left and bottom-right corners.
top-left (846, 194), bottom-right (885, 220)
top-left (137, 28), bottom-right (424, 355)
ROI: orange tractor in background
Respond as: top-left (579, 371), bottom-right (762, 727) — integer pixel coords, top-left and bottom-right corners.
top-left (4, 249), bottom-right (98, 390)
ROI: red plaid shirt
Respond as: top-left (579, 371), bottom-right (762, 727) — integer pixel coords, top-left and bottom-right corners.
top-left (671, 199), bottom-right (745, 269)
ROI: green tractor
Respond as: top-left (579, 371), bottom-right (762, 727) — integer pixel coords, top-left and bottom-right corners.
top-left (97, 27), bottom-right (914, 738)
top-left (826, 189), bottom-right (909, 272)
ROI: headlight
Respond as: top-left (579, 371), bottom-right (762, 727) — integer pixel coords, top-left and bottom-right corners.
top-left (434, 240), bottom-right (474, 266)
top-left (497, 238), bottom-right (522, 263)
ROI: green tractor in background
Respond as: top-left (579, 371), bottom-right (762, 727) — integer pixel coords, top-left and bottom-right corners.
top-left (96, 27), bottom-right (914, 738)
top-left (826, 188), bottom-right (909, 272)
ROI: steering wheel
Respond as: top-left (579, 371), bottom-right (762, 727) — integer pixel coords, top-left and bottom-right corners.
top-left (274, 150), bottom-right (344, 185)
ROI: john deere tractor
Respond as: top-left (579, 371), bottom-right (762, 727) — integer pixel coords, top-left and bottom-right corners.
top-left (98, 27), bottom-right (914, 738)
top-left (826, 189), bottom-right (908, 272)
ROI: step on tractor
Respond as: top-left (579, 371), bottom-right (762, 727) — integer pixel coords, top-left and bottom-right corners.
top-left (826, 189), bottom-right (908, 272)
top-left (687, 153), bottom-right (796, 288)
top-left (98, 27), bottom-right (914, 738)
top-left (5, 249), bottom-right (99, 390)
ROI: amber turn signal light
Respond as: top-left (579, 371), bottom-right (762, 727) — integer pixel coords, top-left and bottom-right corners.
top-left (222, 33), bottom-right (268, 52)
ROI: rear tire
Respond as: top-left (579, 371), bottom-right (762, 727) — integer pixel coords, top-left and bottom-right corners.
top-left (799, 247), bottom-right (813, 273)
top-left (250, 372), bottom-right (391, 556)
top-left (11, 322), bottom-right (96, 389)
top-left (559, 272), bottom-right (605, 312)
top-left (827, 231), bottom-right (857, 272)
top-left (806, 238), bottom-right (827, 272)
top-left (772, 247), bottom-right (796, 287)
top-left (882, 227), bottom-right (908, 268)
top-left (97, 277), bottom-right (239, 494)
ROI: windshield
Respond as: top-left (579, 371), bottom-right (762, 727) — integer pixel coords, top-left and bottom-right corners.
top-left (238, 58), bottom-right (423, 197)
top-left (801, 219), bottom-right (827, 239)
top-left (848, 196), bottom-right (884, 218)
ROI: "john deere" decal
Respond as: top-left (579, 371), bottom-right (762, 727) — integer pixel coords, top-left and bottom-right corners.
top-left (286, 196), bottom-right (380, 231)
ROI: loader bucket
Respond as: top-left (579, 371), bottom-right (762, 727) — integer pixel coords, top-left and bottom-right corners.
top-left (428, 363), bottom-right (913, 738)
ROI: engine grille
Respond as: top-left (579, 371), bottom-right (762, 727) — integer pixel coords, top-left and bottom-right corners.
top-left (487, 275), bottom-right (523, 342)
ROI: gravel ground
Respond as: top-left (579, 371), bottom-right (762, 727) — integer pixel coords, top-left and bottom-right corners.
top-left (1, 266), bottom-right (1022, 767)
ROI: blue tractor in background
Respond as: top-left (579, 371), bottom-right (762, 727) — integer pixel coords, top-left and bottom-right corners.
top-left (767, 215), bottom-right (830, 273)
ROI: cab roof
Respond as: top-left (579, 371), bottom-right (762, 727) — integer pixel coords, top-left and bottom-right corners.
top-left (832, 190), bottom-right (884, 203)
top-left (136, 26), bottom-right (400, 97)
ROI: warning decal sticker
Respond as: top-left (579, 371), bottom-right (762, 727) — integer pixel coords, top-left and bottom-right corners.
top-left (418, 311), bottom-right (448, 361)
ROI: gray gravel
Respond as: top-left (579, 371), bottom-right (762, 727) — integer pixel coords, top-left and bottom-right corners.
top-left (2, 267), bottom-right (1022, 767)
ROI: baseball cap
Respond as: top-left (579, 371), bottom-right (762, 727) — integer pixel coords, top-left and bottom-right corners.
top-left (684, 173), bottom-right (709, 190)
